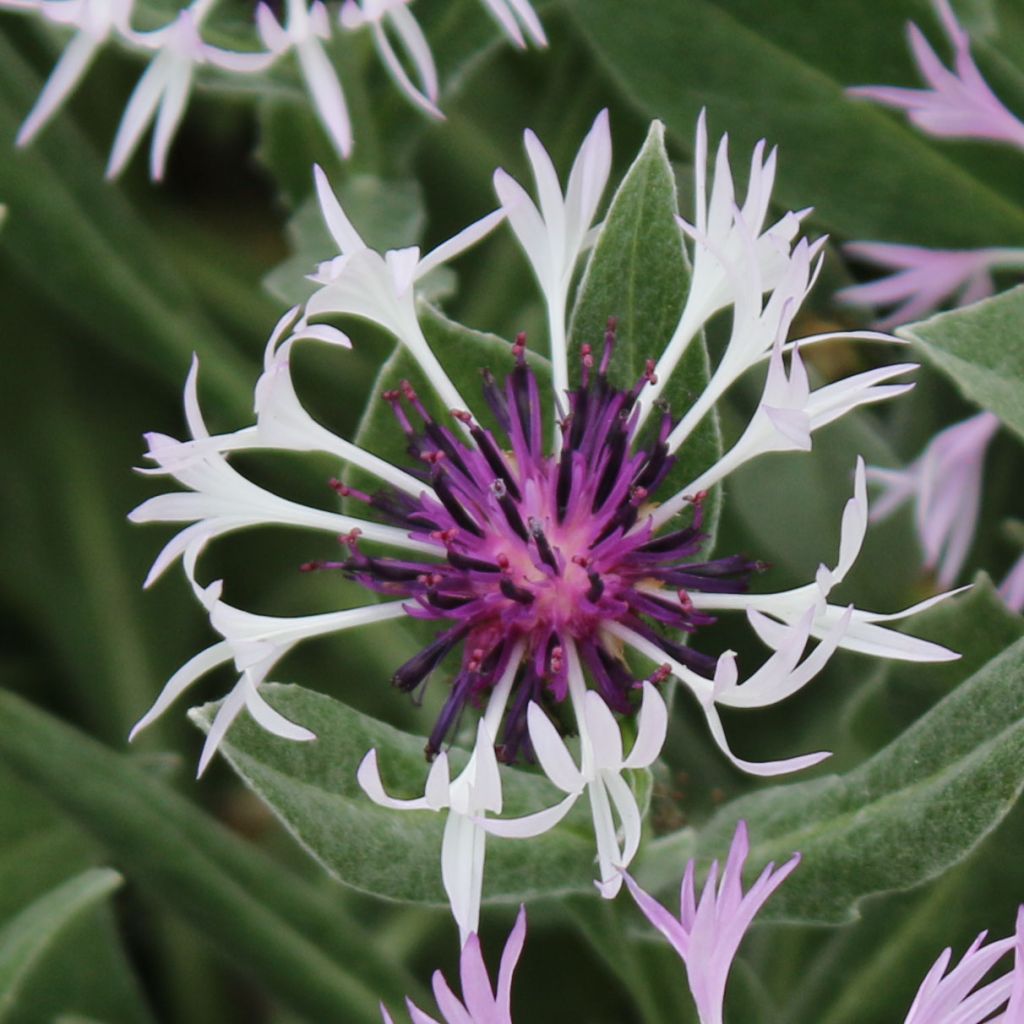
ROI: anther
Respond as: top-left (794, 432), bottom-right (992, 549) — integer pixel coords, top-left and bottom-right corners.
top-left (644, 359), bottom-right (657, 384)
top-left (549, 645), bottom-right (564, 674)
top-left (512, 331), bottom-right (527, 363)
top-left (300, 560), bottom-right (324, 573)
top-left (430, 528), bottom-right (459, 545)
top-left (677, 589), bottom-right (693, 612)
top-left (496, 553), bottom-right (511, 572)
top-left (419, 450), bottom-right (446, 465)
top-left (571, 554), bottom-right (590, 568)
top-left (342, 528), bottom-right (362, 548)
top-left (500, 578), bottom-right (535, 604)
top-left (649, 664), bottom-right (671, 686)
top-left (451, 409), bottom-right (473, 424)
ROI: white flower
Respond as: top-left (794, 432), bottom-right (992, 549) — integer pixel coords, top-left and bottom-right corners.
top-left (612, 459), bottom-right (959, 776)
top-left (128, 354), bottom-right (436, 589)
top-left (476, 0), bottom-right (545, 49)
top-left (132, 559), bottom-right (409, 775)
top-left (1, 0), bottom-right (134, 146)
top-left (133, 116), bottom-right (960, 932)
top-left (256, 0), bottom-right (352, 158)
top-left (651, 338), bottom-right (916, 525)
top-left (339, 0), bottom-right (441, 119)
top-left (303, 165), bottom-right (505, 419)
top-left (357, 646), bottom-right (547, 943)
top-left (480, 645), bottom-right (667, 897)
top-left (492, 110), bottom-right (612, 418)
top-left (109, 0), bottom-right (275, 180)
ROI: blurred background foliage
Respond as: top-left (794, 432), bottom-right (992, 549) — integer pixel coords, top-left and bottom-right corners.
top-left (2, 0), bottom-right (1024, 1021)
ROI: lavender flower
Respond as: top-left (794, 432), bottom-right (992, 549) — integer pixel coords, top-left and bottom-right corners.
top-left (848, 0), bottom-right (1024, 149)
top-left (867, 410), bottom-right (1000, 589)
top-left (380, 906), bottom-right (525, 1024)
top-left (903, 907), bottom-right (1024, 1023)
top-left (835, 244), bottom-right (1024, 331)
top-left (622, 821), bottom-right (799, 1024)
top-left (131, 113), bottom-right (958, 936)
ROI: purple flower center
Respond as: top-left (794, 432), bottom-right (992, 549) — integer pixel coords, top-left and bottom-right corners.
top-left (306, 323), bottom-right (761, 761)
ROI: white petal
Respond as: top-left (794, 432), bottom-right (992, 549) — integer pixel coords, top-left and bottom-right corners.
top-left (196, 681), bottom-right (247, 777)
top-left (17, 31), bottom-right (99, 145)
top-left (313, 163), bottom-right (365, 251)
top-left (242, 676), bottom-right (317, 741)
top-left (106, 53), bottom-right (170, 179)
top-left (357, 749), bottom-right (441, 811)
top-left (149, 61), bottom-right (192, 180)
top-left (622, 682), bottom-right (667, 769)
top-left (526, 703), bottom-right (583, 794)
top-left (298, 38), bottom-right (353, 157)
top-left (129, 640), bottom-right (233, 740)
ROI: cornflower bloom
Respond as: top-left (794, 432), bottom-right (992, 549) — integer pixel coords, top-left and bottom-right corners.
top-left (903, 907), bottom-right (1024, 1023)
top-left (380, 906), bottom-right (525, 1024)
top-left (622, 821), bottom-right (799, 1024)
top-left (131, 113), bottom-right (958, 937)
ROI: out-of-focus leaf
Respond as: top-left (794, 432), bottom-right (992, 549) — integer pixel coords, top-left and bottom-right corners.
top-left (680, 635), bottom-right (1024, 924)
top-left (0, 870), bottom-right (122, 1024)
top-left (0, 767), bottom-right (153, 1024)
top-left (191, 683), bottom-right (595, 905)
top-left (0, 691), bottom-right (427, 1023)
top-left (901, 285), bottom-right (1024, 442)
top-left (562, 0), bottom-right (1024, 247)
top-left (568, 119), bottom-right (721, 542)
top-left (0, 36), bottom-right (253, 418)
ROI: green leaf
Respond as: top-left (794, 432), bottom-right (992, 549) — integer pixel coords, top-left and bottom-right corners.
top-left (0, 37), bottom-right (253, 419)
top-left (561, 0), bottom-right (1024, 247)
top-left (676, 635), bottom-right (1024, 924)
top-left (900, 285), bottom-right (1024, 442)
top-left (0, 691), bottom-right (428, 1023)
top-left (190, 683), bottom-right (596, 905)
top-left (567, 119), bottom-right (721, 541)
top-left (0, 766), bottom-right (154, 1024)
top-left (0, 870), bottom-right (122, 1023)
top-left (843, 573), bottom-right (1024, 753)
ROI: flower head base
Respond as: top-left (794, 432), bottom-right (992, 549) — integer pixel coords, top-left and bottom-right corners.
top-left (381, 905), bottom-right (526, 1024)
top-left (623, 821), bottom-right (799, 1024)
top-left (310, 324), bottom-right (758, 763)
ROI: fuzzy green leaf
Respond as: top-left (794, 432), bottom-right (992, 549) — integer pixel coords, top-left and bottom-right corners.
top-left (681, 634), bottom-right (1024, 923)
top-left (901, 285), bottom-right (1024, 442)
top-left (191, 683), bottom-right (596, 905)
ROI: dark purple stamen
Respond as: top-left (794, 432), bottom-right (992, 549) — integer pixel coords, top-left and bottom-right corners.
top-left (316, 324), bottom-right (761, 762)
